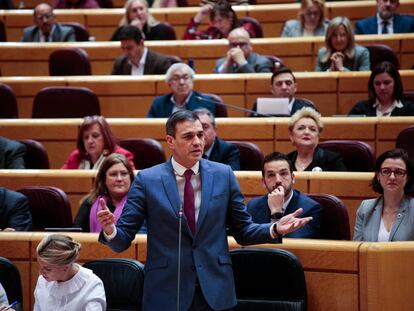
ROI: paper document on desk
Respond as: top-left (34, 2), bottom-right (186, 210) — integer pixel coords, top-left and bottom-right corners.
top-left (257, 98), bottom-right (289, 116)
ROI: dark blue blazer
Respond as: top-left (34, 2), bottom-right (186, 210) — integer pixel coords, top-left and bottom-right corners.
top-left (355, 14), bottom-right (414, 34)
top-left (249, 98), bottom-right (317, 117)
top-left (0, 188), bottom-right (32, 231)
top-left (99, 159), bottom-right (278, 311)
top-left (207, 138), bottom-right (240, 171)
top-left (147, 91), bottom-right (216, 118)
top-left (247, 189), bottom-right (322, 238)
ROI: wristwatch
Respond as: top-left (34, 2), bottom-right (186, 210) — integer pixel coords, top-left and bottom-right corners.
top-left (270, 212), bottom-right (283, 222)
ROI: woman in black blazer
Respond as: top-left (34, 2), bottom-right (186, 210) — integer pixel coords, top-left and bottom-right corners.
top-left (349, 61), bottom-right (414, 116)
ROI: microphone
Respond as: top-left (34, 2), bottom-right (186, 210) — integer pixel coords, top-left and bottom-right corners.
top-left (312, 167), bottom-right (323, 172)
top-left (195, 96), bottom-right (272, 117)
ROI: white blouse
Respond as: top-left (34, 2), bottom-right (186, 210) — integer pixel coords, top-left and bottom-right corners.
top-left (33, 264), bottom-right (106, 311)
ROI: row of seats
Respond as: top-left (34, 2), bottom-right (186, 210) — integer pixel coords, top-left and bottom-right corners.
top-left (1, 248), bottom-right (306, 311)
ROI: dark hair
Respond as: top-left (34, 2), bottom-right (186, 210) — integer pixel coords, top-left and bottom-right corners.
top-left (118, 25), bottom-right (144, 43)
top-left (371, 148), bottom-right (414, 195)
top-left (77, 115), bottom-right (118, 160)
top-left (89, 153), bottom-right (135, 202)
top-left (271, 67), bottom-right (296, 85)
top-left (193, 108), bottom-right (216, 127)
top-left (166, 110), bottom-right (200, 138)
top-left (210, 0), bottom-right (239, 30)
top-left (262, 152), bottom-right (294, 177)
top-left (368, 61), bottom-right (403, 104)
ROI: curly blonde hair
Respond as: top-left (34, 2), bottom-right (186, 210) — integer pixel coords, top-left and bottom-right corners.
top-left (288, 107), bottom-right (324, 133)
top-left (37, 234), bottom-right (81, 266)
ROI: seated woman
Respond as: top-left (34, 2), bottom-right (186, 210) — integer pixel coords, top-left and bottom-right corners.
top-left (281, 0), bottom-right (328, 37)
top-left (53, 0), bottom-right (100, 8)
top-left (183, 0), bottom-right (257, 40)
top-left (34, 234), bottom-right (106, 310)
top-left (73, 153), bottom-right (134, 232)
top-left (62, 115), bottom-right (135, 170)
top-left (349, 61), bottom-right (414, 116)
top-left (316, 16), bottom-right (370, 72)
top-left (354, 148), bottom-right (414, 241)
top-left (287, 107), bottom-right (347, 172)
top-left (110, 0), bottom-right (176, 41)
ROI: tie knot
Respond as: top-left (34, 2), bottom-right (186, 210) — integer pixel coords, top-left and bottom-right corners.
top-left (184, 169), bottom-right (193, 181)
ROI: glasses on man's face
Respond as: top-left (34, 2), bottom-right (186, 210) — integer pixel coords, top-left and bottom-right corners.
top-left (35, 13), bottom-right (53, 20)
top-left (170, 75), bottom-right (192, 83)
top-left (379, 167), bottom-right (407, 178)
top-left (229, 41), bottom-right (248, 48)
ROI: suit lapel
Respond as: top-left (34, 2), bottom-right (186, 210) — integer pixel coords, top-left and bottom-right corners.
top-left (370, 198), bottom-right (383, 241)
top-left (161, 161), bottom-right (180, 216)
top-left (196, 160), bottom-right (213, 237)
top-left (389, 197), bottom-right (408, 241)
top-left (144, 51), bottom-right (154, 74)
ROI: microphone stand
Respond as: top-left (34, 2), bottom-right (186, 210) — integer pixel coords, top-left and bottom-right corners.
top-left (177, 205), bottom-right (183, 311)
top-left (195, 96), bottom-right (272, 117)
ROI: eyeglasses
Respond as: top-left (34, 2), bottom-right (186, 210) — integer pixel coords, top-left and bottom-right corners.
top-left (379, 167), bottom-right (407, 178)
top-left (229, 42), bottom-right (248, 48)
top-left (35, 13), bottom-right (53, 20)
top-left (169, 75), bottom-right (192, 83)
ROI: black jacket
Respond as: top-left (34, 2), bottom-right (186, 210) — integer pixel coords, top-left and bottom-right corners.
top-left (0, 188), bottom-right (32, 231)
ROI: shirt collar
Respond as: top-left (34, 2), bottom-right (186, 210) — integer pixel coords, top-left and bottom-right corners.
top-left (373, 99), bottom-right (403, 116)
top-left (171, 156), bottom-right (200, 176)
top-left (171, 91), bottom-right (193, 108)
top-left (128, 47), bottom-right (148, 68)
top-left (377, 13), bottom-right (394, 25)
top-left (204, 138), bottom-right (216, 158)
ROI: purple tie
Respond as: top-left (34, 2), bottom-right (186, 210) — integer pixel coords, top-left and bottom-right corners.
top-left (184, 169), bottom-right (196, 234)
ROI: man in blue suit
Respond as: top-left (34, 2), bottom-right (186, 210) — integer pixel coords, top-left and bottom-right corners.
top-left (147, 63), bottom-right (216, 118)
top-left (250, 67), bottom-right (317, 117)
top-left (98, 110), bottom-right (312, 311)
top-left (247, 152), bottom-right (322, 238)
top-left (355, 0), bottom-right (414, 34)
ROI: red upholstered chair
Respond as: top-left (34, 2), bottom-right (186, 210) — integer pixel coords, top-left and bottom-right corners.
top-left (17, 186), bottom-right (72, 230)
top-left (120, 138), bottom-right (166, 170)
top-left (32, 86), bottom-right (100, 118)
top-left (239, 17), bottom-right (263, 38)
top-left (0, 18), bottom-right (6, 42)
top-left (159, 22), bottom-right (177, 40)
top-left (403, 91), bottom-right (414, 102)
top-left (0, 83), bottom-right (18, 118)
top-left (227, 141), bottom-right (264, 171)
top-left (97, 0), bottom-right (113, 7)
top-left (61, 22), bottom-right (91, 41)
top-left (17, 139), bottom-right (50, 169)
top-left (200, 93), bottom-right (228, 117)
top-left (263, 55), bottom-right (285, 71)
top-left (308, 193), bottom-right (351, 240)
top-left (364, 44), bottom-right (399, 70)
top-left (49, 48), bottom-right (92, 76)
top-left (396, 125), bottom-right (414, 164)
top-left (318, 140), bottom-right (375, 172)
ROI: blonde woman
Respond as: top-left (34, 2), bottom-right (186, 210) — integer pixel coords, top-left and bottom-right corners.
top-left (34, 234), bottom-right (106, 311)
top-left (287, 107), bottom-right (347, 171)
top-left (316, 16), bottom-right (370, 72)
top-left (281, 0), bottom-right (328, 37)
top-left (110, 0), bottom-right (176, 41)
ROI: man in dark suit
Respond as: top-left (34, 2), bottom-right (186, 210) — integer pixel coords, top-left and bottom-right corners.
top-left (0, 188), bottom-right (32, 231)
top-left (111, 25), bottom-right (178, 75)
top-left (21, 3), bottom-right (76, 42)
top-left (354, 0), bottom-right (414, 34)
top-left (247, 152), bottom-right (322, 238)
top-left (97, 110), bottom-right (312, 311)
top-left (147, 63), bottom-right (217, 117)
top-left (250, 67), bottom-right (317, 117)
top-left (214, 27), bottom-right (273, 73)
top-left (193, 108), bottom-right (240, 170)
top-left (0, 137), bottom-right (26, 169)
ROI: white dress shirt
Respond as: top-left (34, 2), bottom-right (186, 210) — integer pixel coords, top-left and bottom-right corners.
top-left (130, 47), bottom-right (148, 76)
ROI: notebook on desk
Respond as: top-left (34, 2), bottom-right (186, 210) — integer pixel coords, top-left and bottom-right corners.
top-left (257, 98), bottom-right (289, 116)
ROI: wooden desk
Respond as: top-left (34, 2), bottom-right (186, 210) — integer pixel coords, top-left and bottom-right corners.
top-left (3, 1), bottom-right (414, 40)
top-left (2, 232), bottom-right (414, 311)
top-left (1, 71), bottom-right (414, 118)
top-left (0, 34), bottom-right (413, 75)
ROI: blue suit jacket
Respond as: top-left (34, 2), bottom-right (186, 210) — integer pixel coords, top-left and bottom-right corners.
top-left (207, 138), bottom-right (240, 171)
top-left (355, 14), bottom-right (414, 34)
top-left (247, 189), bottom-right (322, 238)
top-left (99, 159), bottom-right (277, 311)
top-left (147, 91), bottom-right (216, 118)
top-left (353, 196), bottom-right (414, 241)
top-left (21, 23), bottom-right (76, 42)
top-left (214, 52), bottom-right (273, 73)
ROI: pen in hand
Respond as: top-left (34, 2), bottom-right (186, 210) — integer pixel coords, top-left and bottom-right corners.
top-left (2, 301), bottom-right (19, 311)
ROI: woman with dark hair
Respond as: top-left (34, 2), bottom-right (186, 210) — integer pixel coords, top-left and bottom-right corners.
top-left (34, 234), bottom-right (106, 310)
top-left (183, 0), bottom-right (256, 39)
top-left (354, 148), bottom-right (414, 241)
top-left (349, 61), bottom-right (414, 116)
top-left (316, 16), bottom-right (370, 72)
top-left (281, 0), bottom-right (328, 37)
top-left (62, 115), bottom-right (135, 170)
top-left (110, 0), bottom-right (176, 41)
top-left (73, 153), bottom-right (135, 232)
top-left (53, 0), bottom-right (100, 8)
